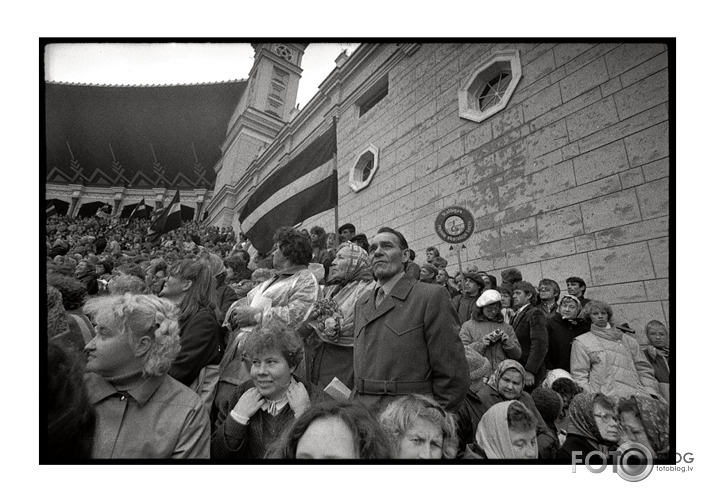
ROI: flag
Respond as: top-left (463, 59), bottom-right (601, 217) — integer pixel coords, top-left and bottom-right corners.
top-left (128, 197), bottom-right (148, 222)
top-left (46, 202), bottom-right (57, 217)
top-left (147, 191), bottom-right (181, 242)
top-left (96, 203), bottom-right (112, 219)
top-left (239, 121), bottom-right (337, 253)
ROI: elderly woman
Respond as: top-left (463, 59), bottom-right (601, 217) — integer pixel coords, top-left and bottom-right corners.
top-left (456, 359), bottom-right (556, 459)
top-left (556, 392), bottom-right (620, 460)
top-left (83, 294), bottom-right (210, 458)
top-left (211, 321), bottom-right (327, 459)
top-left (216, 227), bottom-right (320, 418)
top-left (268, 400), bottom-right (394, 459)
top-left (379, 394), bottom-right (458, 459)
top-left (160, 259), bottom-right (223, 405)
top-left (467, 400), bottom-right (539, 459)
top-left (571, 300), bottom-right (662, 401)
top-left (301, 241), bottom-right (375, 390)
top-left (618, 395), bottom-right (669, 459)
top-left (459, 289), bottom-right (521, 372)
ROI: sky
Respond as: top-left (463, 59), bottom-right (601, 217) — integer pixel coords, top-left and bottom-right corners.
top-left (43, 42), bottom-right (360, 111)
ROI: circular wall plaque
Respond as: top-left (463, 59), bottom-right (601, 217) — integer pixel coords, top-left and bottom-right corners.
top-left (434, 206), bottom-right (475, 244)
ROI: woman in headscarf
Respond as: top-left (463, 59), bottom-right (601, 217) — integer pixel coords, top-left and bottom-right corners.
top-left (300, 241), bottom-right (375, 390)
top-left (618, 395), bottom-right (669, 459)
top-left (456, 359), bottom-right (556, 459)
top-left (467, 400), bottom-right (539, 459)
top-left (556, 392), bottom-right (620, 460)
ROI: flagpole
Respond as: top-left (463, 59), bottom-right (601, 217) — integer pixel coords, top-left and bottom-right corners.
top-left (332, 116), bottom-right (339, 239)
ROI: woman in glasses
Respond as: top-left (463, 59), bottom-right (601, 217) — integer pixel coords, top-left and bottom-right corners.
top-left (556, 392), bottom-right (620, 460)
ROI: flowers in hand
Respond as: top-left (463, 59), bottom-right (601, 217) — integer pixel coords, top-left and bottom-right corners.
top-left (309, 299), bottom-right (343, 342)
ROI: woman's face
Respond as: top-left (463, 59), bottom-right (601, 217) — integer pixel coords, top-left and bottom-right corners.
top-left (296, 416), bottom-right (358, 459)
top-left (480, 275), bottom-right (492, 289)
top-left (592, 403), bottom-right (619, 443)
top-left (509, 428), bottom-right (538, 459)
top-left (559, 298), bottom-right (580, 320)
top-left (482, 302), bottom-right (501, 320)
top-left (84, 314), bottom-right (137, 378)
top-left (589, 308), bottom-right (609, 328)
top-left (250, 350), bottom-right (294, 401)
top-left (619, 411), bottom-right (655, 457)
top-left (497, 369), bottom-right (523, 400)
top-left (397, 417), bottom-right (444, 460)
top-left (330, 248), bottom-right (351, 279)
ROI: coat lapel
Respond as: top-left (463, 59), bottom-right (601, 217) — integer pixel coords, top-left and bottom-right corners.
top-left (511, 305), bottom-right (529, 330)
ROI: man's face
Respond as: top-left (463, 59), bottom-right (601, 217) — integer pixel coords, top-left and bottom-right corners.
top-left (464, 278), bottom-right (480, 296)
top-left (539, 283), bottom-right (556, 302)
top-left (512, 289), bottom-right (532, 309)
top-left (566, 281), bottom-right (585, 298)
top-left (369, 232), bottom-right (408, 280)
top-left (340, 228), bottom-right (355, 241)
top-left (646, 326), bottom-right (669, 349)
top-left (426, 249), bottom-right (435, 262)
top-left (419, 267), bottom-right (435, 282)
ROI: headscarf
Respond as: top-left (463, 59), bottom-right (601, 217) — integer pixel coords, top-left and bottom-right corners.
top-left (487, 359), bottom-right (525, 398)
top-left (633, 395), bottom-right (670, 459)
top-left (324, 242), bottom-right (373, 290)
top-left (567, 393), bottom-right (613, 446)
top-left (542, 368), bottom-right (574, 389)
top-left (474, 401), bottom-right (519, 459)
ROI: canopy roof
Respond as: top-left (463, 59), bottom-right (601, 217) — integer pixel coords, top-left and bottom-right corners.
top-left (45, 80), bottom-right (247, 189)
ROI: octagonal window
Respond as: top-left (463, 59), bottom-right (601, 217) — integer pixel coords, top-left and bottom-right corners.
top-left (458, 50), bottom-right (522, 123)
top-left (349, 145), bottom-right (379, 192)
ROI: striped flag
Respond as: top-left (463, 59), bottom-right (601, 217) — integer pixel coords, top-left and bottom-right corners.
top-left (128, 197), bottom-right (148, 222)
top-left (239, 120), bottom-right (337, 253)
top-left (147, 191), bottom-right (181, 242)
top-left (96, 203), bottom-right (112, 219)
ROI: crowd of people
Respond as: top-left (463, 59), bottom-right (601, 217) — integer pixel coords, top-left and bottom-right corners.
top-left (45, 213), bottom-right (670, 461)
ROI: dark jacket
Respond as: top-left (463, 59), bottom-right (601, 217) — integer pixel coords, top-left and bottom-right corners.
top-left (353, 274), bottom-right (469, 414)
top-left (456, 384), bottom-right (558, 459)
top-left (169, 307), bottom-right (222, 387)
top-left (511, 304), bottom-right (549, 387)
top-left (211, 376), bottom-right (327, 459)
top-left (452, 293), bottom-right (479, 325)
top-left (545, 313), bottom-right (590, 372)
top-left (76, 271), bottom-right (99, 295)
top-left (556, 433), bottom-right (606, 461)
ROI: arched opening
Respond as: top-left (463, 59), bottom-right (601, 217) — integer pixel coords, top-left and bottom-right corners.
top-left (77, 201), bottom-right (112, 218)
top-left (180, 204), bottom-right (195, 221)
top-left (46, 199), bottom-right (70, 216)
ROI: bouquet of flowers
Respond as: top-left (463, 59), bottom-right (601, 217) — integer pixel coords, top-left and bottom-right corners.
top-left (308, 298), bottom-right (344, 343)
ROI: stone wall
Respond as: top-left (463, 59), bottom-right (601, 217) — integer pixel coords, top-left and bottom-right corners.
top-left (300, 42), bottom-right (670, 341)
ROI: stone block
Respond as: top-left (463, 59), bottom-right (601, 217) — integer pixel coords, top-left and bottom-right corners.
top-left (600, 77), bottom-right (623, 97)
top-left (565, 97), bottom-right (620, 142)
top-left (530, 160), bottom-right (577, 200)
top-left (436, 137), bottom-right (465, 169)
top-left (500, 217), bottom-right (538, 251)
top-left (648, 237), bottom-right (669, 279)
top-left (561, 142), bottom-right (581, 161)
top-left (588, 242), bottom-right (656, 284)
top-left (636, 177), bottom-right (669, 219)
top-left (573, 140), bottom-right (630, 185)
top-left (642, 158), bottom-right (670, 182)
top-left (620, 167), bottom-right (645, 189)
top-left (578, 103), bottom-right (668, 154)
top-left (504, 261), bottom-right (543, 286)
top-left (604, 44), bottom-right (667, 79)
top-left (540, 253), bottom-right (592, 288)
top-left (524, 120), bottom-right (569, 159)
top-left (564, 44), bottom-right (619, 76)
top-left (624, 122), bottom-right (669, 168)
top-left (529, 87), bottom-right (602, 133)
top-left (574, 233), bottom-right (597, 253)
top-left (463, 123), bottom-right (494, 152)
top-left (525, 149), bottom-right (564, 176)
top-left (553, 44), bottom-right (594, 69)
top-left (560, 57), bottom-right (610, 102)
top-left (581, 189), bottom-right (642, 233)
top-left (644, 278), bottom-right (669, 301)
top-left (588, 282), bottom-right (647, 304)
top-left (492, 105), bottom-right (525, 140)
top-left (463, 182), bottom-right (500, 219)
top-left (471, 227), bottom-right (502, 257)
top-left (537, 205), bottom-right (584, 243)
top-left (507, 237), bottom-right (576, 263)
top-left (614, 69), bottom-right (669, 120)
top-left (594, 216), bottom-right (669, 248)
top-left (620, 51), bottom-right (668, 88)
top-left (522, 84), bottom-right (562, 124)
top-left (521, 49), bottom-right (557, 89)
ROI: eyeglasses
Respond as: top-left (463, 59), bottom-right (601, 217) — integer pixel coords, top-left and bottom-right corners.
top-left (593, 412), bottom-right (618, 423)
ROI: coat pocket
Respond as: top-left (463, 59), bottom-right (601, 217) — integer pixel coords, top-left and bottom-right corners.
top-left (385, 319), bottom-right (424, 337)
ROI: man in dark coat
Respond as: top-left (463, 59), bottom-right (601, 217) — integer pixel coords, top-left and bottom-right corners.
top-left (510, 281), bottom-right (548, 390)
top-left (353, 227), bottom-right (469, 414)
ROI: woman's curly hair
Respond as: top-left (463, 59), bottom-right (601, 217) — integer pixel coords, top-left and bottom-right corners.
top-left (241, 320), bottom-right (304, 369)
top-left (83, 294), bottom-right (180, 377)
top-left (273, 226), bottom-right (312, 266)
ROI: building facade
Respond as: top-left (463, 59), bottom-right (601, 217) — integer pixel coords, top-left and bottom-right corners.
top-left (209, 42), bottom-right (671, 341)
